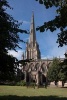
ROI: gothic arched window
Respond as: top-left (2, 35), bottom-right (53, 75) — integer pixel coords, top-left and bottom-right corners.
top-left (35, 63), bottom-right (40, 70)
top-left (41, 63), bottom-right (47, 73)
top-left (29, 63), bottom-right (34, 71)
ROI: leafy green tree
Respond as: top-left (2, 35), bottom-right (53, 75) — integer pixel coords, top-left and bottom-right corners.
top-left (58, 52), bottom-right (67, 83)
top-left (47, 58), bottom-right (61, 85)
top-left (0, 0), bottom-right (27, 81)
top-left (47, 54), bottom-right (67, 87)
top-left (35, 0), bottom-right (67, 47)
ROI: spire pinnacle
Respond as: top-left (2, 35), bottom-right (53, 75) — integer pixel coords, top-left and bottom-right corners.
top-left (29, 12), bottom-right (36, 47)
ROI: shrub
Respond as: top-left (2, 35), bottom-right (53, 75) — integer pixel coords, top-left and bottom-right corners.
top-left (16, 80), bottom-right (26, 86)
top-left (30, 82), bottom-right (36, 86)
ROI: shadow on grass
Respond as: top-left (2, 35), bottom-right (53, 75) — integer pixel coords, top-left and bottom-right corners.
top-left (0, 95), bottom-right (67, 100)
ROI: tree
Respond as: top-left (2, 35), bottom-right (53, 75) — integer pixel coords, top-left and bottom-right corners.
top-left (0, 54), bottom-right (17, 81)
top-left (35, 0), bottom-right (67, 47)
top-left (47, 58), bottom-right (61, 85)
top-left (58, 52), bottom-right (67, 85)
top-left (47, 55), bottom-right (67, 87)
top-left (0, 0), bottom-right (27, 81)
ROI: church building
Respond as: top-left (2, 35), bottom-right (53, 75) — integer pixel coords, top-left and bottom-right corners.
top-left (21, 13), bottom-right (64, 86)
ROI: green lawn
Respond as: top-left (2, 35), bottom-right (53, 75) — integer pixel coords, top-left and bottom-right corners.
top-left (0, 86), bottom-right (67, 100)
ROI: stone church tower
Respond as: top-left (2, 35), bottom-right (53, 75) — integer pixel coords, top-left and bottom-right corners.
top-left (25, 12), bottom-right (41, 60)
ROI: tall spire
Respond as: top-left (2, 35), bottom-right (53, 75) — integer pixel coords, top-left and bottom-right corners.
top-left (25, 13), bottom-right (41, 60)
top-left (29, 12), bottom-right (36, 47)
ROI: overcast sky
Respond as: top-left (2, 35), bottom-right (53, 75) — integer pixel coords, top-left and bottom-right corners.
top-left (7, 0), bottom-right (67, 60)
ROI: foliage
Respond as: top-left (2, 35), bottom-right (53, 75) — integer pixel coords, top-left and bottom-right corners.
top-left (47, 58), bottom-right (60, 82)
top-left (48, 55), bottom-right (67, 84)
top-left (29, 82), bottom-right (36, 86)
top-left (0, 53), bottom-right (17, 81)
top-left (58, 57), bottom-right (67, 81)
top-left (16, 80), bottom-right (26, 86)
top-left (0, 0), bottom-right (27, 52)
top-left (0, 0), bottom-right (27, 81)
top-left (35, 0), bottom-right (67, 47)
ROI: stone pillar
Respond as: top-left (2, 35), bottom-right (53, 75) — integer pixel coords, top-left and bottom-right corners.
top-left (24, 71), bottom-right (27, 82)
top-left (36, 71), bottom-right (40, 88)
top-left (41, 74), bottom-right (43, 85)
top-left (29, 72), bottom-right (31, 83)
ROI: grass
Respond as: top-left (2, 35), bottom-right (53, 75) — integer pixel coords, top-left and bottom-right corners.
top-left (0, 85), bottom-right (67, 100)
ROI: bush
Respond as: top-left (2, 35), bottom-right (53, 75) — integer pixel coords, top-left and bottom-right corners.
top-left (16, 80), bottom-right (26, 86)
top-left (30, 82), bottom-right (36, 86)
